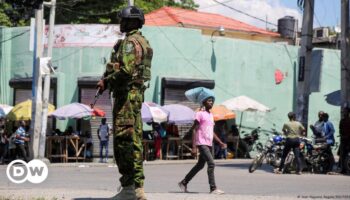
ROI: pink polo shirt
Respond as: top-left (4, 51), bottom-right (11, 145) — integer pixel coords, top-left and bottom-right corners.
top-left (194, 110), bottom-right (214, 146)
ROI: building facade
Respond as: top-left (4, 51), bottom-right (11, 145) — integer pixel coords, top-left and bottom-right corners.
top-left (0, 24), bottom-right (341, 157)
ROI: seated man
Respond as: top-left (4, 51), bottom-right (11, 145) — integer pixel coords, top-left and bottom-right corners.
top-left (310, 111), bottom-right (325, 139)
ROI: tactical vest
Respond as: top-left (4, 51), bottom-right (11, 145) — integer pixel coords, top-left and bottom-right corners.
top-left (119, 31), bottom-right (153, 91)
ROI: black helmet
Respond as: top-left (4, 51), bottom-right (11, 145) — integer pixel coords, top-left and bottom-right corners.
top-left (118, 6), bottom-right (145, 25)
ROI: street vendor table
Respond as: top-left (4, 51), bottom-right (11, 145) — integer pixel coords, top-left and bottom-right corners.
top-left (46, 136), bottom-right (66, 162)
top-left (46, 135), bottom-right (87, 162)
top-left (165, 137), bottom-right (196, 160)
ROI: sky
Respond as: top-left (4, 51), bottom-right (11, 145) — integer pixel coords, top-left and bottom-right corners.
top-left (194, 0), bottom-right (341, 30)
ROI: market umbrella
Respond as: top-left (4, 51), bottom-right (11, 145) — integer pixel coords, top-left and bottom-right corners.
top-left (141, 102), bottom-right (168, 123)
top-left (7, 99), bottom-right (55, 121)
top-left (221, 95), bottom-right (270, 112)
top-left (50, 103), bottom-right (93, 120)
top-left (162, 104), bottom-right (195, 124)
top-left (0, 104), bottom-right (14, 117)
top-left (211, 105), bottom-right (236, 121)
top-left (221, 95), bottom-right (270, 128)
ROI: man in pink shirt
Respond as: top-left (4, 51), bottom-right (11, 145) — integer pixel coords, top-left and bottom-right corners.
top-left (178, 93), bottom-right (226, 195)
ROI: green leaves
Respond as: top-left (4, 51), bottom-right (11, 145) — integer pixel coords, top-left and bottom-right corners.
top-left (0, 0), bottom-right (198, 27)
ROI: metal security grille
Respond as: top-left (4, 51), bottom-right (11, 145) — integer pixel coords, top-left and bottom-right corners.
top-left (14, 89), bottom-right (32, 104)
top-left (161, 77), bottom-right (215, 138)
top-left (163, 88), bottom-right (198, 137)
top-left (163, 88), bottom-right (200, 110)
top-left (80, 88), bottom-right (113, 158)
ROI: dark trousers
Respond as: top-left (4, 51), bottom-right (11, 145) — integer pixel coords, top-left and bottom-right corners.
top-left (16, 144), bottom-right (28, 162)
top-left (0, 143), bottom-right (8, 162)
top-left (279, 137), bottom-right (301, 172)
top-left (339, 140), bottom-right (350, 172)
top-left (183, 145), bottom-right (216, 191)
top-left (326, 145), bottom-right (335, 167)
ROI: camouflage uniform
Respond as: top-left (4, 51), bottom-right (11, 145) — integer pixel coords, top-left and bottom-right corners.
top-left (104, 29), bottom-right (152, 189)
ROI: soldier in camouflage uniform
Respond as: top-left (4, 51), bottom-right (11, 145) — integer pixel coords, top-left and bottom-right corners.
top-left (97, 6), bottom-right (152, 200)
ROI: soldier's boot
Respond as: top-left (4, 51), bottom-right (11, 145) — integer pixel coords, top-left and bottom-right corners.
top-left (111, 185), bottom-right (137, 200)
top-left (135, 187), bottom-right (147, 200)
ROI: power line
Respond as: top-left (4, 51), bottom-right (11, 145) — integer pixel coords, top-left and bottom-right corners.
top-left (0, 30), bottom-right (29, 44)
top-left (212, 0), bottom-right (278, 27)
top-left (212, 0), bottom-right (341, 47)
top-left (153, 24), bottom-right (244, 100)
top-left (307, 0), bottom-right (347, 73)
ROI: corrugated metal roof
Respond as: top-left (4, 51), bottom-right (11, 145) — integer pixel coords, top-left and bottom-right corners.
top-left (145, 6), bottom-right (280, 37)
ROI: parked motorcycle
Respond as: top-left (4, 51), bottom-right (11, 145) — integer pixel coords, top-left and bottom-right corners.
top-left (248, 131), bottom-right (284, 173)
top-left (237, 127), bottom-right (262, 158)
top-left (283, 137), bottom-right (334, 174)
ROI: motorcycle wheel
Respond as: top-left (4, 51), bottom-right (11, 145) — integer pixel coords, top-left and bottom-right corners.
top-left (249, 153), bottom-right (264, 173)
top-left (283, 152), bottom-right (295, 173)
top-left (272, 150), bottom-right (283, 168)
top-left (273, 157), bottom-right (281, 168)
top-left (344, 154), bottom-right (350, 173)
top-left (314, 153), bottom-right (333, 174)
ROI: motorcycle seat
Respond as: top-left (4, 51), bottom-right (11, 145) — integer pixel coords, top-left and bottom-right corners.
top-left (314, 138), bottom-right (326, 144)
top-left (313, 143), bottom-right (328, 150)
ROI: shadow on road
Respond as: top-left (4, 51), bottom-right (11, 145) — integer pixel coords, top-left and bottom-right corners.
top-left (74, 198), bottom-right (110, 200)
top-left (216, 161), bottom-right (275, 173)
top-left (168, 191), bottom-right (199, 194)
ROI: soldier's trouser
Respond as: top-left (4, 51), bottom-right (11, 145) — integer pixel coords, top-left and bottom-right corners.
top-left (113, 90), bottom-right (144, 188)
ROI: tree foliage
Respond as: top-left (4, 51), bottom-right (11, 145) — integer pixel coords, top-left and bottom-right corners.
top-left (0, 0), bottom-right (198, 27)
top-left (0, 1), bottom-right (30, 26)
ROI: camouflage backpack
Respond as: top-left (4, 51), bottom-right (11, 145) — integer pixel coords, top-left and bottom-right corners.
top-left (127, 33), bottom-right (153, 89)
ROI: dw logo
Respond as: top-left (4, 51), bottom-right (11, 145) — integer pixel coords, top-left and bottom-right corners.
top-left (6, 159), bottom-right (48, 184)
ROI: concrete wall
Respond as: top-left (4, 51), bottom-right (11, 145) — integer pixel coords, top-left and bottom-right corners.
top-left (0, 25), bottom-right (342, 146)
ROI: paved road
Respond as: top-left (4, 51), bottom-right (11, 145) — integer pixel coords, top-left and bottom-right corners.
top-left (0, 159), bottom-right (349, 200)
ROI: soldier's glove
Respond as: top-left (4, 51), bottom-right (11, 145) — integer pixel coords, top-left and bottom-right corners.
top-left (106, 62), bottom-right (120, 72)
top-left (96, 78), bottom-right (107, 94)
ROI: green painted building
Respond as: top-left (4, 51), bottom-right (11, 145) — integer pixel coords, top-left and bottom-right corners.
top-left (0, 25), bottom-right (342, 157)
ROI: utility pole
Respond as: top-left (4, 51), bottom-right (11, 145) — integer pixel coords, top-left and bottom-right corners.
top-left (341, 0), bottom-right (350, 109)
top-left (39, 0), bottom-right (56, 160)
top-left (30, 3), bottom-right (44, 160)
top-left (128, 0), bottom-right (134, 6)
top-left (296, 0), bottom-right (314, 135)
